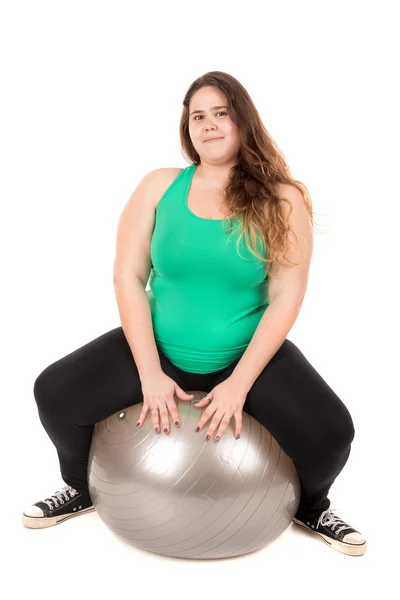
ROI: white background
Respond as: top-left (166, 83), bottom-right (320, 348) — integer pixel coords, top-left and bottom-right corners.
top-left (2, 0), bottom-right (399, 598)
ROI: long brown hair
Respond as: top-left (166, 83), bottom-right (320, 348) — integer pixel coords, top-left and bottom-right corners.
top-left (179, 71), bottom-right (324, 278)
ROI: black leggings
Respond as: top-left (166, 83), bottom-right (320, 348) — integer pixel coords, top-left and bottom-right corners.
top-left (33, 326), bottom-right (355, 519)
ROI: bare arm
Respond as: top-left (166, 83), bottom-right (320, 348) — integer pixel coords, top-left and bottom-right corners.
top-left (113, 278), bottom-right (162, 381)
top-left (230, 183), bottom-right (314, 391)
top-left (113, 168), bottom-right (178, 381)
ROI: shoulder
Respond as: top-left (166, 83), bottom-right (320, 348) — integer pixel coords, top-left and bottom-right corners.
top-left (139, 167), bottom-right (185, 210)
top-left (272, 182), bottom-right (309, 222)
top-left (146, 167), bottom-right (184, 183)
top-left (275, 182), bottom-right (305, 206)
top-left (270, 181), bottom-right (313, 252)
top-left (143, 166), bottom-right (184, 191)
top-left (138, 167), bottom-right (184, 188)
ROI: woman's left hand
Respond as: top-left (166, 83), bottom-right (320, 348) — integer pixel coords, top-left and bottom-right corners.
top-left (193, 376), bottom-right (247, 441)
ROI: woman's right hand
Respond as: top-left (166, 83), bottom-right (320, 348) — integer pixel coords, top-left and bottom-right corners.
top-left (136, 371), bottom-right (194, 434)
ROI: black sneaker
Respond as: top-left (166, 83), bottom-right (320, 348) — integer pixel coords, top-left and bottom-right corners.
top-left (293, 508), bottom-right (367, 556)
top-left (21, 485), bottom-right (95, 529)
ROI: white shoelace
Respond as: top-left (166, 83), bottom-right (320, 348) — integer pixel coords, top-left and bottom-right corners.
top-left (317, 509), bottom-right (353, 535)
top-left (43, 485), bottom-right (78, 509)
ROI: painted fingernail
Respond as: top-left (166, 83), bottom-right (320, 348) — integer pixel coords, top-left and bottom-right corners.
top-left (155, 427), bottom-right (160, 433)
top-left (236, 434), bottom-right (240, 439)
top-left (136, 422), bottom-right (140, 427)
top-left (195, 426), bottom-right (200, 432)
top-left (175, 421), bottom-right (180, 427)
top-left (164, 428), bottom-right (168, 433)
top-left (215, 436), bottom-right (220, 442)
top-left (206, 435), bottom-right (210, 441)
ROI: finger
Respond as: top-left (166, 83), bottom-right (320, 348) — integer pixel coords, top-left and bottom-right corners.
top-left (194, 394), bottom-right (212, 409)
top-left (136, 403), bottom-right (149, 427)
top-left (150, 405), bottom-right (161, 433)
top-left (213, 416), bottom-right (232, 441)
top-left (165, 397), bottom-right (180, 427)
top-left (204, 413), bottom-right (224, 440)
top-left (234, 412), bottom-right (243, 439)
top-left (158, 407), bottom-right (170, 434)
top-left (194, 407), bottom-right (214, 432)
top-left (193, 398), bottom-right (209, 409)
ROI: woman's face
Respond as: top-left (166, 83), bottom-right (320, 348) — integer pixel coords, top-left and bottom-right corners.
top-left (188, 86), bottom-right (241, 165)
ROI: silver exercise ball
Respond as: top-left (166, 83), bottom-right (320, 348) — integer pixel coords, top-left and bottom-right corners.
top-left (88, 390), bottom-right (300, 559)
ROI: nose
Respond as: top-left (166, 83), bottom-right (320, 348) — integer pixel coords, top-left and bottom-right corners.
top-left (204, 116), bottom-right (217, 131)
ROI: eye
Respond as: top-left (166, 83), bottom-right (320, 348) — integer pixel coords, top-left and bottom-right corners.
top-left (194, 111), bottom-right (227, 121)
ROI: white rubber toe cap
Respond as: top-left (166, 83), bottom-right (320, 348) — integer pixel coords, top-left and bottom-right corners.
top-left (24, 505), bottom-right (45, 518)
top-left (343, 531), bottom-right (365, 544)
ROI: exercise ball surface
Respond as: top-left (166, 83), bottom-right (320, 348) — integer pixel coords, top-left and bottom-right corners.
top-left (88, 391), bottom-right (300, 559)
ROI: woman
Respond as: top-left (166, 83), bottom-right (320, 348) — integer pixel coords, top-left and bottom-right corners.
top-left (22, 71), bottom-right (366, 557)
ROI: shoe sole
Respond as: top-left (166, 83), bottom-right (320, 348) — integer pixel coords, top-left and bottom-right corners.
top-left (21, 505), bottom-right (96, 529)
top-left (292, 517), bottom-right (367, 556)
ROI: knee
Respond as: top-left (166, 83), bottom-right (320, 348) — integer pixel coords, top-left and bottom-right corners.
top-left (319, 407), bottom-right (355, 455)
top-left (337, 403), bottom-right (355, 447)
top-left (33, 365), bottom-right (58, 410)
top-left (345, 413), bottom-right (356, 446)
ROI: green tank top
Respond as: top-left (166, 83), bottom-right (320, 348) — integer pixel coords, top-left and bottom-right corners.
top-left (147, 164), bottom-right (270, 373)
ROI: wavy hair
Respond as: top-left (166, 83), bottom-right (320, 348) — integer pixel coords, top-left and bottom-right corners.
top-left (179, 71), bottom-right (325, 278)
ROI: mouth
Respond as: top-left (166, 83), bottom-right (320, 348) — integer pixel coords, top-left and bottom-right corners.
top-left (204, 137), bottom-right (224, 143)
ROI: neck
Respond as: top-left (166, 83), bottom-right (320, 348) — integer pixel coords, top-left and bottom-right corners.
top-left (196, 160), bottom-right (236, 187)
